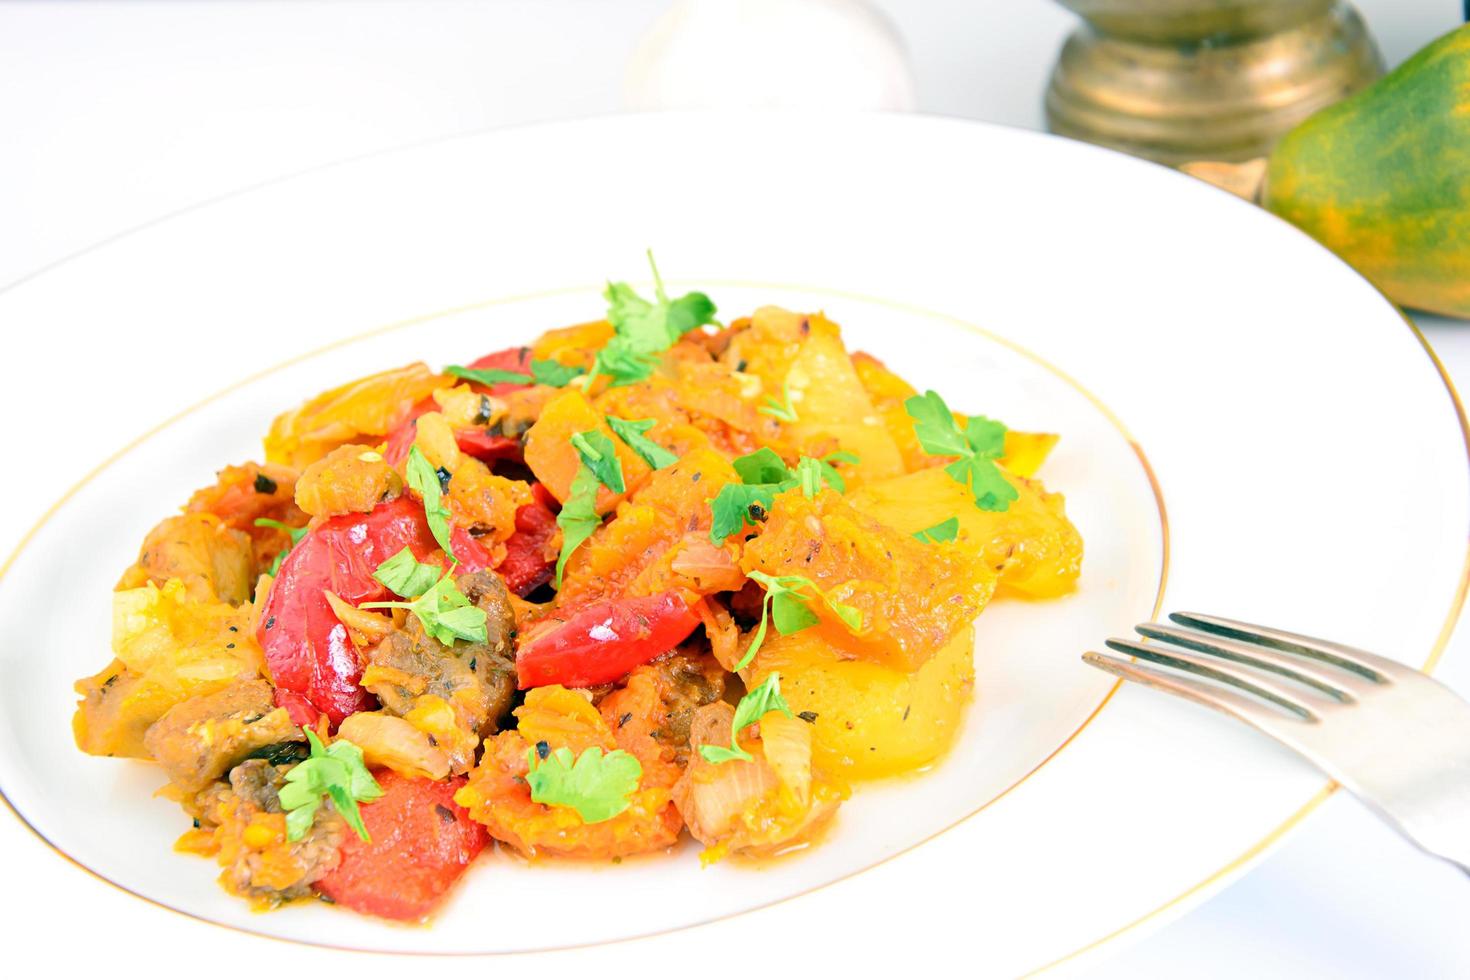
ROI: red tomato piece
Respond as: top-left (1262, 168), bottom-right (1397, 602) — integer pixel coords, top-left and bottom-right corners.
top-left (495, 483), bottom-right (558, 597)
top-left (515, 592), bottom-right (701, 689)
top-left (314, 770), bottom-right (487, 921)
top-left (257, 496), bottom-right (438, 725)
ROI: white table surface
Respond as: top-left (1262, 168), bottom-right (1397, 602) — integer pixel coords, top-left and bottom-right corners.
top-left (3, 1), bottom-right (1468, 975)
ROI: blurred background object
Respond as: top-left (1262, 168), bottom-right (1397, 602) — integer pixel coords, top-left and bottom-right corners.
top-left (1046, 1), bottom-right (1384, 165)
top-left (625, 0), bottom-right (915, 110)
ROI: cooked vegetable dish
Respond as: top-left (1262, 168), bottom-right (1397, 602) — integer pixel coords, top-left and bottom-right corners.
top-left (72, 258), bottom-right (1082, 921)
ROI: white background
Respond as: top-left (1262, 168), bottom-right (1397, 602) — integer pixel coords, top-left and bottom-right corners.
top-left (2, 1), bottom-right (1468, 975)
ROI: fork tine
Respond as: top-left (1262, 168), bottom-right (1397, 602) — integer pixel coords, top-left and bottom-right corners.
top-left (1135, 622), bottom-right (1366, 701)
top-left (1169, 611), bottom-right (1401, 682)
top-left (1083, 651), bottom-right (1304, 734)
top-left (1104, 637), bottom-right (1329, 720)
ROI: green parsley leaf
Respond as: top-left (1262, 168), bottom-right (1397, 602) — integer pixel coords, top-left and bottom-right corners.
top-left (965, 414), bottom-right (1008, 457)
top-left (361, 567), bottom-right (487, 645)
top-left (770, 587), bottom-right (822, 634)
top-left (606, 415), bottom-right (678, 470)
top-left (710, 449), bottom-right (850, 543)
top-left (794, 457), bottom-right (827, 499)
top-left (371, 547), bottom-right (442, 597)
top-left (904, 390), bottom-right (1018, 513)
top-left (405, 445), bottom-right (457, 558)
top-left (665, 291), bottom-right (718, 337)
top-left (913, 517), bottom-right (960, 543)
top-left (530, 359), bottom-right (586, 387)
top-left (279, 729), bottom-right (384, 842)
top-left (733, 571), bottom-right (862, 671)
top-left (732, 447), bottom-right (793, 485)
top-left (951, 456), bottom-right (1019, 511)
top-left (446, 364), bottom-right (533, 386)
top-left (525, 745), bottom-right (643, 823)
top-left (758, 383), bottom-right (799, 423)
top-left (699, 672), bottom-right (795, 765)
top-left (571, 430), bottom-right (626, 494)
top-left (254, 518), bottom-right (308, 576)
top-left (591, 252), bottom-right (718, 387)
top-left (709, 483), bottom-right (781, 545)
top-left (554, 463), bottom-right (603, 588)
top-left (589, 343), bottom-right (660, 388)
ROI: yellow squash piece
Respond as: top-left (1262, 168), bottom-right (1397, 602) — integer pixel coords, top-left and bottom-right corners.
top-left (748, 625), bottom-right (975, 780)
top-left (522, 388), bottom-right (652, 512)
top-left (264, 363), bottom-right (446, 468)
top-left (741, 488), bottom-right (995, 671)
top-left (848, 466), bottom-right (1082, 599)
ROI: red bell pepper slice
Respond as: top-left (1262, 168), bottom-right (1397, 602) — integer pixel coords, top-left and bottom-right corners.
top-left (460, 345), bottom-right (534, 393)
top-left (495, 483), bottom-right (558, 597)
top-left (273, 689), bottom-right (325, 729)
top-left (257, 496), bottom-right (438, 725)
top-left (453, 429), bottom-right (522, 464)
top-left (515, 591), bottom-right (701, 689)
top-left (448, 524), bottom-right (494, 574)
top-left (383, 346), bottom-right (532, 466)
top-left (313, 770), bottom-right (487, 921)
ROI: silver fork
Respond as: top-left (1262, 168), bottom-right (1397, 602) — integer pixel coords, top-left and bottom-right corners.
top-left (1084, 612), bottom-right (1470, 873)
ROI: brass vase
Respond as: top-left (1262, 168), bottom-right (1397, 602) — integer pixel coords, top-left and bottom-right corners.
top-left (1045, 0), bottom-right (1384, 166)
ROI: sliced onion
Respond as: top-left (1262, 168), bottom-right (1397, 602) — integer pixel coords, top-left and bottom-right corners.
top-left (336, 711), bottom-right (451, 780)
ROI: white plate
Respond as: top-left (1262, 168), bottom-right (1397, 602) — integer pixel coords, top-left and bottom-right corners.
top-left (0, 113), bottom-right (1463, 975)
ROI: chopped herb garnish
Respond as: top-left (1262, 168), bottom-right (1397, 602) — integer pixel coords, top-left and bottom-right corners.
top-left (446, 364), bottom-right (533, 386)
top-left (732, 570), bottom-right (862, 671)
top-left (524, 745), bottom-right (643, 823)
top-left (405, 445), bottom-right (457, 559)
top-left (913, 517), bottom-right (960, 543)
top-left (449, 360), bottom-right (585, 389)
top-left (570, 429), bottom-right (626, 493)
top-left (709, 449), bottom-right (848, 543)
top-left (606, 415), bottom-right (678, 470)
top-left (590, 251), bottom-right (717, 388)
top-left (905, 390), bottom-right (1018, 512)
top-left (371, 546), bottom-right (443, 597)
top-left (709, 483), bottom-right (782, 545)
top-left (794, 457), bottom-right (830, 499)
top-left (361, 564), bottom-right (487, 645)
top-left (699, 673), bottom-right (794, 764)
top-left (758, 383), bottom-right (799, 423)
top-left (279, 729), bottom-right (383, 842)
top-left (731, 447), bottom-right (792, 485)
top-left (253, 518), bottom-right (308, 576)
top-left (554, 463), bottom-right (603, 588)
top-left (530, 359), bottom-right (586, 387)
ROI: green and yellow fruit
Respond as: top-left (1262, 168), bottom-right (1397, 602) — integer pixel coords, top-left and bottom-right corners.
top-left (1260, 25), bottom-right (1470, 318)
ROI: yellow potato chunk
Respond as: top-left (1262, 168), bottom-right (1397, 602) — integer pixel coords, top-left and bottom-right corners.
top-left (749, 624), bottom-right (975, 780)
